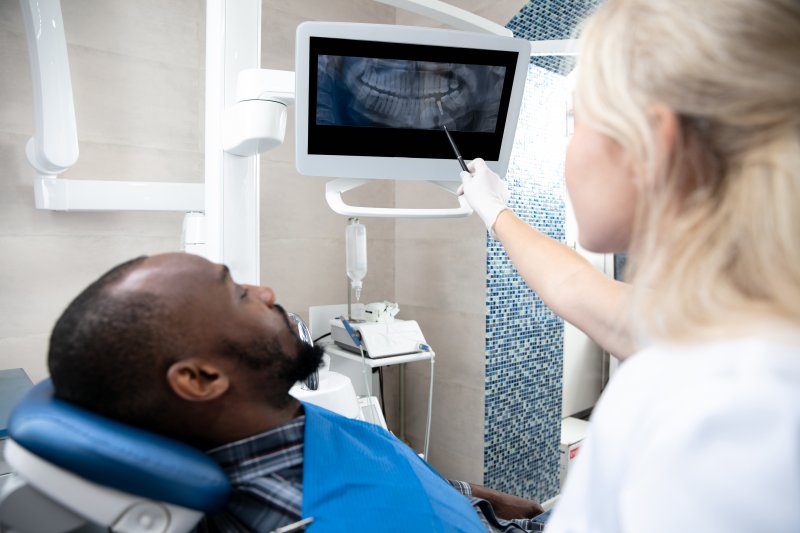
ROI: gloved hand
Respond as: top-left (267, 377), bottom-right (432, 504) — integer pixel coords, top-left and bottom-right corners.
top-left (457, 158), bottom-right (510, 236)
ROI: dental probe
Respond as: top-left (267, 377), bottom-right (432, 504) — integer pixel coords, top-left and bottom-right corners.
top-left (442, 124), bottom-right (469, 172)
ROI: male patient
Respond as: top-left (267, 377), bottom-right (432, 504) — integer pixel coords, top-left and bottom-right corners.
top-left (48, 252), bottom-right (545, 532)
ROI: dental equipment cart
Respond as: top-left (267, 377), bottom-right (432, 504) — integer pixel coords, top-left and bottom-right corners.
top-left (322, 340), bottom-right (435, 461)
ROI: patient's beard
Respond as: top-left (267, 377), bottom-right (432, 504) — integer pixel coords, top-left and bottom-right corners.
top-left (222, 335), bottom-right (324, 409)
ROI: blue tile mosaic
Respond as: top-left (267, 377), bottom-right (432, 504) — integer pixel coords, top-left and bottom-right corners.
top-left (507, 0), bottom-right (603, 74)
top-left (483, 64), bottom-right (568, 502)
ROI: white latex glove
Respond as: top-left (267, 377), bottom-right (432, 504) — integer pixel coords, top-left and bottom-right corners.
top-left (457, 158), bottom-right (510, 236)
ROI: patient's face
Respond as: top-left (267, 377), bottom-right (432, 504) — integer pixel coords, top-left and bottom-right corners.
top-left (117, 253), bottom-right (322, 403)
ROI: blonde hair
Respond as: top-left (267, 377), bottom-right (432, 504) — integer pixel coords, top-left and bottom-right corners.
top-left (574, 0), bottom-right (800, 342)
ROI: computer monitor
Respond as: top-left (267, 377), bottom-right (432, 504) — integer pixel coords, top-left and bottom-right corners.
top-left (295, 22), bottom-right (530, 182)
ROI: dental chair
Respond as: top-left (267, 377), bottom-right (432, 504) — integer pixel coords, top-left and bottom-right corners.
top-left (0, 380), bottom-right (230, 533)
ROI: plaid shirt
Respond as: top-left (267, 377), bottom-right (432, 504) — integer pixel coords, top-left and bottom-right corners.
top-left (196, 414), bottom-right (544, 532)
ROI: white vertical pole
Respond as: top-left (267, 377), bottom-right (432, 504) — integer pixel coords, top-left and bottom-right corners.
top-left (204, 0), bottom-right (224, 267)
top-left (204, 0), bottom-right (261, 284)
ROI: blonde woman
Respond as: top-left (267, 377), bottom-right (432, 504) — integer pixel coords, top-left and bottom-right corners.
top-left (461, 0), bottom-right (800, 530)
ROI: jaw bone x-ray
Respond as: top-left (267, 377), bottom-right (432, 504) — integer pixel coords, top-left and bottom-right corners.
top-left (316, 55), bottom-right (506, 132)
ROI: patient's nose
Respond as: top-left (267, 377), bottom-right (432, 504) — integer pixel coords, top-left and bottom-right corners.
top-left (246, 285), bottom-right (276, 307)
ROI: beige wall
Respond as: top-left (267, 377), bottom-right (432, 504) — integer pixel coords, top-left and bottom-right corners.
top-left (0, 0), bottom-right (525, 485)
top-left (0, 0), bottom-right (205, 382)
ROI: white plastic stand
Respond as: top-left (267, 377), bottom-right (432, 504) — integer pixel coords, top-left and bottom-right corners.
top-left (325, 178), bottom-right (473, 219)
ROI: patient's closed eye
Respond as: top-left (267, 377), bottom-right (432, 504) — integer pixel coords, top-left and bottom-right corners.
top-left (237, 285), bottom-right (248, 299)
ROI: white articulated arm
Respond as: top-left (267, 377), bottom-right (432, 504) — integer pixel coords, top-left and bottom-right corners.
top-left (374, 0), bottom-right (513, 37)
top-left (20, 0), bottom-right (79, 176)
top-left (19, 0), bottom-right (205, 213)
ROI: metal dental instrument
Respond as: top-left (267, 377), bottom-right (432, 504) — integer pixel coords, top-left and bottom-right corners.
top-left (442, 124), bottom-right (469, 172)
top-left (271, 517), bottom-right (314, 533)
top-left (287, 312), bottom-right (318, 391)
top-left (437, 99), bottom-right (468, 172)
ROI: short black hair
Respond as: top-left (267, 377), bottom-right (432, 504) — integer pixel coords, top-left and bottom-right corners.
top-left (48, 256), bottom-right (181, 431)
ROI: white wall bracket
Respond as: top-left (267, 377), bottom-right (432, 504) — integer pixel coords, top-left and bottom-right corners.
top-left (223, 100), bottom-right (287, 157)
top-left (33, 177), bottom-right (203, 212)
top-left (325, 178), bottom-right (472, 218)
top-left (222, 69), bottom-right (295, 157)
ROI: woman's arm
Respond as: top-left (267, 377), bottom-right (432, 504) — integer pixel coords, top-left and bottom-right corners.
top-left (461, 158), bottom-right (637, 359)
top-left (494, 209), bottom-right (636, 360)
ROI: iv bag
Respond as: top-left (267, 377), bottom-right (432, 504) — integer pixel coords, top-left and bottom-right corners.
top-left (346, 220), bottom-right (367, 294)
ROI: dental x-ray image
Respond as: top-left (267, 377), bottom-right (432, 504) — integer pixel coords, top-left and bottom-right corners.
top-left (316, 55), bottom-right (506, 132)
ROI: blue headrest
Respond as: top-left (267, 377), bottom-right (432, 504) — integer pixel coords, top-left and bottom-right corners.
top-left (8, 380), bottom-right (230, 512)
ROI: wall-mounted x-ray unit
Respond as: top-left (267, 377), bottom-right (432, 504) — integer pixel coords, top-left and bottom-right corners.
top-left (295, 22), bottom-right (530, 218)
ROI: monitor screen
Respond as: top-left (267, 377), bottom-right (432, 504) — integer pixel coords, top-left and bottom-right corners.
top-left (316, 56), bottom-right (506, 132)
top-left (296, 23), bottom-right (530, 181)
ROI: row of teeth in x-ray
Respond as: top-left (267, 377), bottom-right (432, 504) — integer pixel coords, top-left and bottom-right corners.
top-left (356, 87), bottom-right (468, 127)
top-left (358, 69), bottom-right (460, 98)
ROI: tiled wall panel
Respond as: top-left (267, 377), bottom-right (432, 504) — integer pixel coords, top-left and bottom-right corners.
top-left (507, 0), bottom-right (602, 74)
top-left (484, 64), bottom-right (567, 502)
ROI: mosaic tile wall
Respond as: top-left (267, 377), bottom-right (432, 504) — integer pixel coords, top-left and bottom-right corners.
top-left (507, 0), bottom-right (603, 74)
top-left (483, 64), bottom-right (568, 502)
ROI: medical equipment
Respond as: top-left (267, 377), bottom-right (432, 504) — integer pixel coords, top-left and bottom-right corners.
top-left (286, 309), bottom-right (387, 429)
top-left (331, 311), bottom-right (429, 433)
top-left (296, 22), bottom-right (529, 182)
top-left (330, 316), bottom-right (429, 359)
top-left (346, 218), bottom-right (368, 305)
top-left (342, 220), bottom-right (423, 356)
top-left (364, 301), bottom-right (400, 322)
top-left (287, 311), bottom-right (319, 391)
top-left (287, 312), bottom-right (366, 424)
top-left (321, 337), bottom-right (435, 460)
top-left (19, 0), bottom-right (204, 215)
top-left (294, 21), bottom-right (530, 218)
top-left (443, 124), bottom-right (469, 172)
top-left (289, 352), bottom-right (367, 422)
top-left (337, 217), bottom-right (432, 439)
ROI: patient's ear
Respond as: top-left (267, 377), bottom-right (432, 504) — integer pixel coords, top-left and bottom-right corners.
top-left (167, 359), bottom-right (230, 401)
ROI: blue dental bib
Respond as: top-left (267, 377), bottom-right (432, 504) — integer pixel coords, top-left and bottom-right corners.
top-left (301, 402), bottom-right (485, 532)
